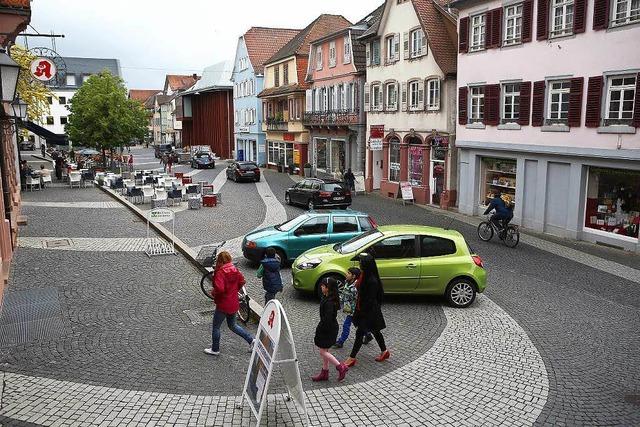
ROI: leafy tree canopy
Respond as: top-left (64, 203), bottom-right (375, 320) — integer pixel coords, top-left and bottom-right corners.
top-left (66, 70), bottom-right (147, 151)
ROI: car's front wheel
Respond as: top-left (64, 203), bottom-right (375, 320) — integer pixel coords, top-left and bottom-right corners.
top-left (315, 274), bottom-right (344, 300)
top-left (445, 278), bottom-right (477, 308)
top-left (285, 193), bottom-right (291, 205)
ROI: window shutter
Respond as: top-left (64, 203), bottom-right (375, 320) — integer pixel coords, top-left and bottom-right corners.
top-left (458, 87), bottom-right (468, 125)
top-left (403, 32), bottom-right (410, 59)
top-left (573, 0), bottom-right (587, 33)
top-left (537, 0), bottom-right (549, 40)
top-left (522, 0), bottom-right (533, 42)
top-left (420, 30), bottom-right (427, 56)
top-left (366, 43), bottom-right (371, 66)
top-left (402, 82), bottom-right (408, 112)
top-left (568, 77), bottom-right (584, 127)
top-left (518, 81), bottom-right (532, 126)
top-left (394, 33), bottom-right (400, 62)
top-left (484, 84), bottom-right (500, 126)
top-left (488, 8), bottom-right (503, 48)
top-left (459, 17), bottom-right (469, 53)
top-left (332, 86), bottom-right (338, 112)
top-left (364, 83), bottom-right (370, 112)
top-left (395, 82), bottom-right (400, 111)
top-left (418, 81), bottom-right (425, 110)
top-left (305, 89), bottom-right (313, 112)
top-left (593, 0), bottom-right (610, 30)
top-left (585, 76), bottom-right (603, 127)
top-left (633, 73), bottom-right (640, 127)
top-left (531, 80), bottom-right (546, 126)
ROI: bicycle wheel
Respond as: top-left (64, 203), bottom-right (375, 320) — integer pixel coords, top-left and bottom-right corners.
top-left (200, 271), bottom-right (215, 300)
top-left (238, 294), bottom-right (250, 324)
top-left (477, 222), bottom-right (494, 241)
top-left (503, 226), bottom-right (520, 248)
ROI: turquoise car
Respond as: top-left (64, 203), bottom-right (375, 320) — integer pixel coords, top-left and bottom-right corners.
top-left (242, 210), bottom-right (377, 264)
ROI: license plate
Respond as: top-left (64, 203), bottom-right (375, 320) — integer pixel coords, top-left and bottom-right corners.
top-left (334, 196), bottom-right (345, 200)
top-left (244, 172), bottom-right (254, 176)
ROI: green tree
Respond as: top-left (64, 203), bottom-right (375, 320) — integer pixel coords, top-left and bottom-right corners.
top-left (66, 70), bottom-right (147, 167)
top-left (10, 44), bottom-right (52, 122)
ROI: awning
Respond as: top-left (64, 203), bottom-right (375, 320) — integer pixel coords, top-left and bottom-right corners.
top-left (18, 120), bottom-right (68, 145)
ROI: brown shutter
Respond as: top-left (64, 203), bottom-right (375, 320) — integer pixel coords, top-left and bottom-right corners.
top-left (568, 77), bottom-right (584, 127)
top-left (459, 17), bottom-right (469, 53)
top-left (518, 81), bottom-right (532, 126)
top-left (593, 0), bottom-right (610, 30)
top-left (522, 0), bottom-right (534, 42)
top-left (573, 0), bottom-right (587, 33)
top-left (632, 73), bottom-right (640, 128)
top-left (484, 84), bottom-right (501, 126)
top-left (585, 76), bottom-right (603, 128)
top-left (537, 0), bottom-right (549, 40)
top-left (458, 87), bottom-right (468, 125)
top-left (487, 8), bottom-right (503, 48)
top-left (531, 80), bottom-right (546, 126)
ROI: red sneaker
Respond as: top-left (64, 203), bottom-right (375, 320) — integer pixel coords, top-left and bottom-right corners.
top-left (375, 350), bottom-right (390, 362)
top-left (311, 369), bottom-right (329, 382)
top-left (336, 363), bottom-right (348, 382)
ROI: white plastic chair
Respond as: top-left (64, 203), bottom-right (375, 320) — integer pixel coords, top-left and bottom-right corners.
top-left (142, 186), bottom-right (155, 204)
top-left (26, 176), bottom-right (41, 191)
top-left (152, 188), bottom-right (168, 208)
top-left (69, 172), bottom-right (82, 189)
top-left (41, 174), bottom-right (52, 188)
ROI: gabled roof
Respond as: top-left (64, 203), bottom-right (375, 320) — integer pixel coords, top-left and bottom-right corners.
top-left (358, 3), bottom-right (386, 39)
top-left (266, 14), bottom-right (352, 64)
top-left (412, 0), bottom-right (457, 76)
top-left (243, 27), bottom-right (300, 75)
top-left (165, 75), bottom-right (199, 92)
top-left (182, 61), bottom-right (233, 95)
top-left (128, 89), bottom-right (161, 103)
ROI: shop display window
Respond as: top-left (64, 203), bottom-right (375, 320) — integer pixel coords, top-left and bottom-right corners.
top-left (585, 167), bottom-right (640, 239)
top-left (481, 158), bottom-right (517, 206)
top-left (389, 139), bottom-right (401, 182)
top-left (409, 146), bottom-right (423, 186)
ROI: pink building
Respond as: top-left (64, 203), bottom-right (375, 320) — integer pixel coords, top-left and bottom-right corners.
top-left (453, 0), bottom-right (640, 252)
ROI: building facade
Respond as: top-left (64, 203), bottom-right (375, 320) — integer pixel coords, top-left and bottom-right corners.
top-left (128, 89), bottom-right (160, 144)
top-left (454, 0), bottom-right (640, 252)
top-left (180, 62), bottom-right (234, 159)
top-left (163, 75), bottom-right (198, 147)
top-left (303, 17), bottom-right (375, 179)
top-left (232, 27), bottom-right (299, 165)
top-left (362, 0), bottom-right (459, 206)
top-left (258, 14), bottom-right (352, 173)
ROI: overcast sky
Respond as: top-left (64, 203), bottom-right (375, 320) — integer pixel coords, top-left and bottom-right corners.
top-left (27, 0), bottom-right (380, 90)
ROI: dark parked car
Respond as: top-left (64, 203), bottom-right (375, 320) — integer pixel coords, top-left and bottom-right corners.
top-left (191, 152), bottom-right (215, 169)
top-left (285, 178), bottom-right (351, 210)
top-left (19, 141), bottom-right (35, 151)
top-left (226, 161), bottom-right (260, 182)
top-left (154, 143), bottom-right (173, 158)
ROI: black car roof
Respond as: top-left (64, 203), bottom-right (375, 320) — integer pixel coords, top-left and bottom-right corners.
top-left (303, 178), bottom-right (341, 183)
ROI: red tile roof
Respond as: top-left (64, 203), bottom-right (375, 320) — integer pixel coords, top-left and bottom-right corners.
top-left (128, 89), bottom-right (161, 103)
top-left (412, 0), bottom-right (458, 76)
top-left (0, 0), bottom-right (30, 8)
top-left (243, 27), bottom-right (300, 75)
top-left (165, 74), bottom-right (199, 92)
top-left (267, 14), bottom-right (352, 64)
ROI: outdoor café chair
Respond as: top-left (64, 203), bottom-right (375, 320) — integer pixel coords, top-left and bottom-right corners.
top-left (111, 178), bottom-right (125, 194)
top-left (81, 171), bottom-right (95, 187)
top-left (61, 168), bottom-right (69, 183)
top-left (142, 186), bottom-right (155, 204)
top-left (69, 172), bottom-right (82, 189)
top-left (41, 174), bottom-right (52, 188)
top-left (152, 188), bottom-right (168, 208)
top-left (26, 176), bottom-right (41, 191)
top-left (127, 187), bottom-right (144, 205)
top-left (168, 189), bottom-right (182, 206)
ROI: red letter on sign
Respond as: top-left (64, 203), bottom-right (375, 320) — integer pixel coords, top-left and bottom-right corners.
top-left (268, 310), bottom-right (275, 328)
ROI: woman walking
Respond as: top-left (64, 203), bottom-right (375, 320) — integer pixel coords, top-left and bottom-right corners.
top-left (344, 253), bottom-right (390, 367)
top-left (204, 251), bottom-right (254, 356)
top-left (312, 277), bottom-right (348, 382)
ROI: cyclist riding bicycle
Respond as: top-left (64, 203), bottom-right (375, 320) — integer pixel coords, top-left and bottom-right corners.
top-left (483, 191), bottom-right (514, 238)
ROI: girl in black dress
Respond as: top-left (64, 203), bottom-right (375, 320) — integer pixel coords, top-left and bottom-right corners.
top-left (312, 277), bottom-right (349, 382)
top-left (344, 253), bottom-right (390, 367)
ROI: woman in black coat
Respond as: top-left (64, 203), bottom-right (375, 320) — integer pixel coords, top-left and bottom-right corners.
top-left (312, 277), bottom-right (349, 382)
top-left (344, 253), bottom-right (390, 367)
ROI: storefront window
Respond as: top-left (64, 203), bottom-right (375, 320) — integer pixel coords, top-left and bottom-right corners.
top-left (409, 146), bottom-right (423, 186)
top-left (481, 158), bottom-right (517, 206)
top-left (330, 140), bottom-right (346, 174)
top-left (286, 143), bottom-right (294, 167)
top-left (585, 167), bottom-right (640, 239)
top-left (431, 148), bottom-right (446, 204)
top-left (267, 141), bottom-right (293, 167)
top-left (316, 139), bottom-right (327, 171)
top-left (389, 138), bottom-right (400, 182)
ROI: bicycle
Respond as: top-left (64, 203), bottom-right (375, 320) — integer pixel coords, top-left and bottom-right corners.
top-left (477, 216), bottom-right (520, 248)
top-left (199, 241), bottom-right (251, 323)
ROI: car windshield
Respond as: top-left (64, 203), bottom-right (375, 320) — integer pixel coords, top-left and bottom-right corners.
top-left (239, 163), bottom-right (257, 170)
top-left (196, 153), bottom-right (209, 158)
top-left (335, 229), bottom-right (383, 254)
top-left (275, 215), bottom-right (308, 232)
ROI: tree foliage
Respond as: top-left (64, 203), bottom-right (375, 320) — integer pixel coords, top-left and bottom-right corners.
top-left (10, 44), bottom-right (52, 123)
top-left (66, 70), bottom-right (147, 152)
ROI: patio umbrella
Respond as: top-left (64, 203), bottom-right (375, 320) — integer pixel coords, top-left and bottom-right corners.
top-left (78, 148), bottom-right (100, 156)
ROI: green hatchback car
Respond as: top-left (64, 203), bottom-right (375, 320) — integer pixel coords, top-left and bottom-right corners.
top-left (292, 225), bottom-right (487, 308)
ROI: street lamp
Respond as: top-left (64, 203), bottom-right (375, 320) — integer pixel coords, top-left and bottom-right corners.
top-left (0, 49), bottom-right (20, 103)
top-left (12, 97), bottom-right (27, 120)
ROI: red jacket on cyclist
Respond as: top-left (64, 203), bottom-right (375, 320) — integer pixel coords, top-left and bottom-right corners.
top-left (213, 261), bottom-right (246, 314)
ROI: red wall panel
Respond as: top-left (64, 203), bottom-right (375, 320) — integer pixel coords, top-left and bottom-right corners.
top-left (182, 90), bottom-right (233, 159)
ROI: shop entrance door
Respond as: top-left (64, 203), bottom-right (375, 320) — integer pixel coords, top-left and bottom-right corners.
top-left (430, 147), bottom-right (446, 205)
top-left (372, 150), bottom-right (382, 190)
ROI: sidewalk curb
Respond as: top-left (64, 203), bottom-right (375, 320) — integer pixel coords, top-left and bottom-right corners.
top-left (0, 370), bottom-right (4, 409)
top-left (97, 184), bottom-right (264, 320)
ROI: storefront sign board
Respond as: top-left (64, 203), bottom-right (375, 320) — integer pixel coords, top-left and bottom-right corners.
top-left (370, 125), bottom-right (385, 138)
top-left (148, 208), bottom-right (174, 223)
top-left (293, 149), bottom-right (300, 165)
top-left (400, 182), bottom-right (414, 204)
top-left (283, 133), bottom-right (295, 141)
top-left (30, 57), bottom-right (57, 81)
top-left (369, 138), bottom-right (383, 151)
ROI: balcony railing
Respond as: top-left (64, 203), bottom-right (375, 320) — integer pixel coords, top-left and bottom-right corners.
top-left (265, 120), bottom-right (288, 131)
top-left (303, 110), bottom-right (360, 126)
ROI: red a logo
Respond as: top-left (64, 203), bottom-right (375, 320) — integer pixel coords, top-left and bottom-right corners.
top-left (267, 310), bottom-right (275, 328)
top-left (34, 60), bottom-right (53, 79)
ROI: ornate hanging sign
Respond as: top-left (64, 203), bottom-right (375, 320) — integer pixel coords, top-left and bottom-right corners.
top-left (27, 47), bottom-right (66, 87)
top-left (30, 57), bottom-right (56, 81)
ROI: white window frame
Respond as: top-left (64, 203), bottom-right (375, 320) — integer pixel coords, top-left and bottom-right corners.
top-left (612, 0), bottom-right (640, 26)
top-left (316, 46), bottom-right (323, 70)
top-left (470, 14), bottom-right (486, 51)
top-left (385, 35), bottom-right (396, 62)
top-left (385, 82), bottom-right (398, 111)
top-left (469, 86), bottom-right (484, 122)
top-left (66, 74), bottom-right (76, 86)
top-left (426, 79), bottom-right (440, 111)
top-left (343, 35), bottom-right (352, 64)
top-left (504, 4), bottom-right (523, 45)
top-left (372, 39), bottom-right (381, 66)
top-left (371, 83), bottom-right (382, 111)
top-left (329, 41), bottom-right (337, 67)
top-left (605, 74), bottom-right (636, 124)
top-left (502, 83), bottom-right (521, 123)
top-left (550, 0), bottom-right (574, 38)
top-left (409, 80), bottom-right (421, 110)
top-left (546, 80), bottom-right (571, 124)
top-left (410, 29), bottom-right (425, 58)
